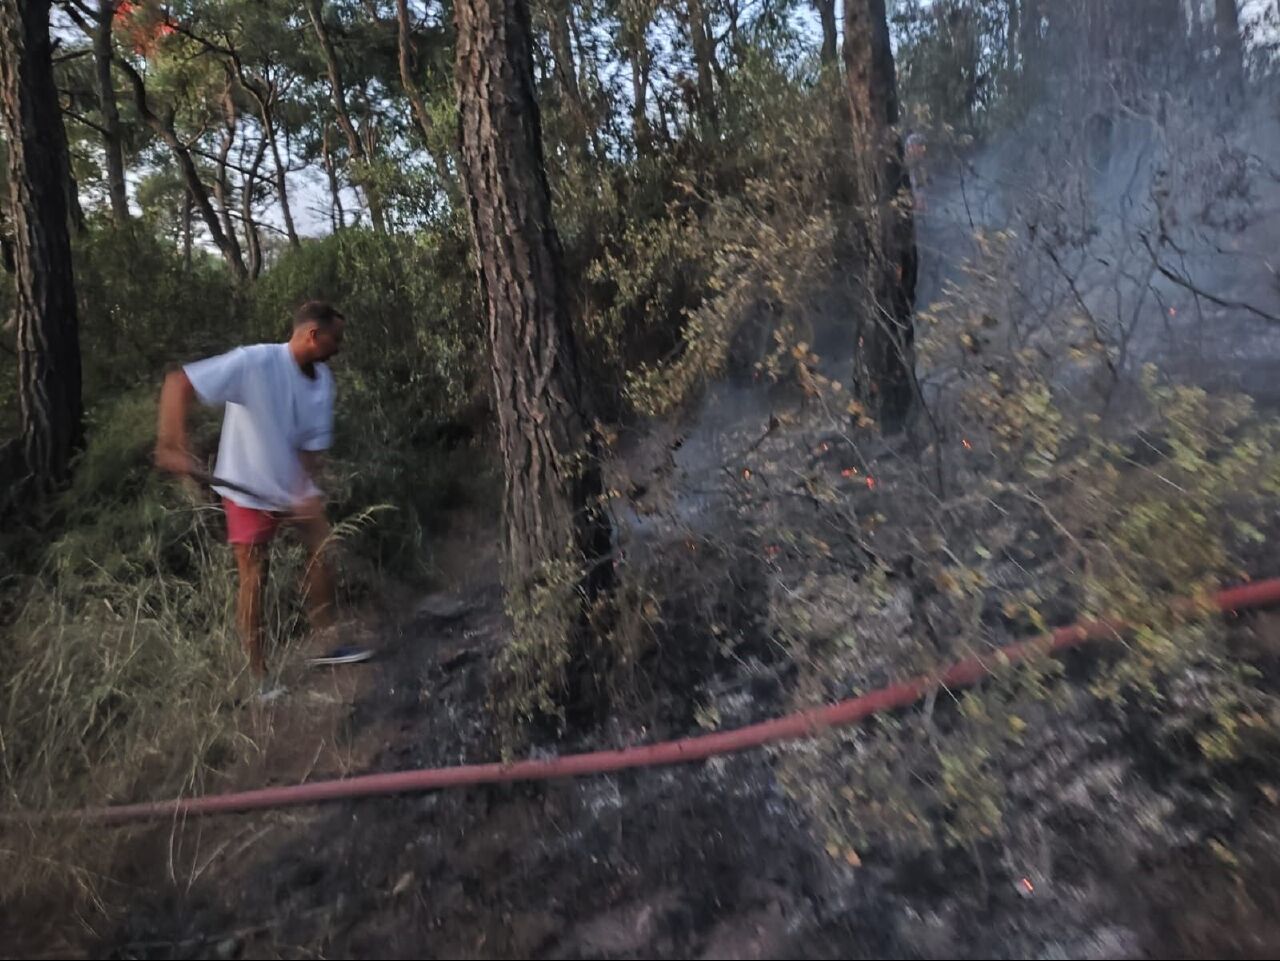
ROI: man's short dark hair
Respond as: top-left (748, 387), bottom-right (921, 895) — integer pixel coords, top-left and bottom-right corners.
top-left (294, 300), bottom-right (345, 330)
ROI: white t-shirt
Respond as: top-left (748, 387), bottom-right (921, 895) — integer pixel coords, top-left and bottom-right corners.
top-left (184, 343), bottom-right (335, 511)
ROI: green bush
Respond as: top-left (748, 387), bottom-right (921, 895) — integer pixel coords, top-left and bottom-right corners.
top-left (73, 217), bottom-right (242, 397)
top-left (249, 227), bottom-right (489, 570)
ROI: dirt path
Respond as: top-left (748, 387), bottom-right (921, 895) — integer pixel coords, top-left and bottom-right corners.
top-left (93, 585), bottom-right (1280, 960)
top-left (94, 546), bottom-right (848, 960)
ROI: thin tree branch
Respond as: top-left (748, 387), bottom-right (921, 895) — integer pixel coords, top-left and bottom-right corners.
top-left (61, 105), bottom-right (110, 137)
top-left (1141, 233), bottom-right (1280, 324)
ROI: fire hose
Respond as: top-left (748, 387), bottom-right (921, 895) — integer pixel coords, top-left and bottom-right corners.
top-left (36, 578), bottom-right (1280, 825)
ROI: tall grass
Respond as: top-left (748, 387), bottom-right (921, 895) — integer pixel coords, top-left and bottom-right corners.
top-left (0, 391), bottom-right (413, 905)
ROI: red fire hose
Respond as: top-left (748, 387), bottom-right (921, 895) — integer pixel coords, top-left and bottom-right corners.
top-left (53, 578), bottom-right (1280, 825)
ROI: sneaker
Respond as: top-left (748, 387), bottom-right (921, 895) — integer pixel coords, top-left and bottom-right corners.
top-left (307, 644), bottom-right (374, 667)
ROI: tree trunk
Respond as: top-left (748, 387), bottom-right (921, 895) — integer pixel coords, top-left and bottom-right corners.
top-left (94, 0), bottom-right (129, 224)
top-left (544, 0), bottom-right (591, 159)
top-left (241, 134), bottom-right (267, 279)
top-left (244, 80), bottom-right (300, 249)
top-left (843, 0), bottom-right (917, 432)
top-left (686, 0), bottom-right (716, 129)
top-left (0, 200), bottom-right (15, 273)
top-left (630, 47), bottom-right (651, 148)
top-left (566, 4), bottom-right (607, 160)
top-left (1215, 0), bottom-right (1243, 98)
top-left (0, 0), bottom-right (83, 490)
top-left (214, 78), bottom-right (246, 268)
top-left (117, 56), bottom-right (249, 280)
top-left (225, 45), bottom-right (301, 249)
top-left (619, 0), bottom-right (655, 151)
top-left (395, 0), bottom-right (460, 197)
top-left (814, 0), bottom-right (838, 69)
top-left (264, 105), bottom-right (299, 248)
top-left (455, 0), bottom-right (613, 710)
top-left (181, 187), bottom-right (192, 272)
top-left (305, 0), bottom-right (387, 232)
top-left (322, 122), bottom-right (345, 230)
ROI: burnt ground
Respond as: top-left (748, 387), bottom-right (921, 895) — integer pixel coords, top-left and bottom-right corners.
top-left (10, 395), bottom-right (1280, 959)
top-left (26, 524), bottom-right (1278, 961)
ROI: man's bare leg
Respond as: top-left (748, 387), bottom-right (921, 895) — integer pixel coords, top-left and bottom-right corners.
top-left (292, 511), bottom-right (372, 665)
top-left (233, 543), bottom-right (269, 677)
top-left (294, 512), bottom-right (336, 635)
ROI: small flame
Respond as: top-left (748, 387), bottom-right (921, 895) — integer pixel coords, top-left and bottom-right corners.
top-left (817, 442), bottom-right (831, 454)
top-left (742, 468), bottom-right (752, 480)
top-left (962, 438), bottom-right (973, 450)
top-left (1020, 877), bottom-right (1035, 894)
top-left (1169, 307), bottom-right (1178, 317)
top-left (865, 476), bottom-right (877, 490)
top-left (841, 467), bottom-right (860, 478)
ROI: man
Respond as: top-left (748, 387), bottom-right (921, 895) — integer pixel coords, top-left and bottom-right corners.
top-left (154, 300), bottom-right (371, 688)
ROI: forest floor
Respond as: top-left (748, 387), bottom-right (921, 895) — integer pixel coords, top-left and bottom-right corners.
top-left (12, 93), bottom-right (1280, 961)
top-left (6, 448), bottom-right (1280, 960)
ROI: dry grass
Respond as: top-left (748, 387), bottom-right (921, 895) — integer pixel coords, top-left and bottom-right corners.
top-left (0, 391), bottom-right (395, 910)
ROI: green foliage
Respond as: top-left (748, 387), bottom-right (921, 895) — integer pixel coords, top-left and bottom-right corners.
top-left (250, 228), bottom-right (487, 570)
top-left (0, 207), bottom-right (492, 903)
top-left (894, 0), bottom-right (1015, 135)
top-left (774, 212), bottom-right (1280, 858)
top-left (74, 217), bottom-right (242, 395)
top-left (580, 59), bottom-right (841, 419)
top-left (249, 227), bottom-right (478, 414)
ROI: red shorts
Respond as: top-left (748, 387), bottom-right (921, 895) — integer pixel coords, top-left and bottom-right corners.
top-left (224, 497), bottom-right (283, 545)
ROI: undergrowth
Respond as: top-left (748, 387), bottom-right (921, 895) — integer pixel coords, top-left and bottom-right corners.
top-left (0, 378), bottom-right (481, 906)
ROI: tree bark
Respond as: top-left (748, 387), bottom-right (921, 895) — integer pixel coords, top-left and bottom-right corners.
top-left (214, 77), bottom-right (246, 269)
top-left (236, 69), bottom-right (300, 248)
top-left (455, 0), bottom-right (613, 701)
top-left (322, 121), bottom-right (345, 230)
top-left (262, 101), bottom-right (299, 248)
top-left (0, 199), bottom-right (15, 273)
top-left (117, 56), bottom-right (248, 280)
top-left (630, 46), bottom-right (651, 148)
top-left (181, 186), bottom-right (192, 272)
top-left (241, 133), bottom-right (267, 279)
top-left (814, 0), bottom-right (838, 69)
top-left (94, 0), bottom-right (130, 224)
top-left (0, 0), bottom-right (83, 490)
top-left (305, 0), bottom-right (387, 232)
top-left (619, 0), bottom-right (655, 151)
top-left (843, 0), bottom-right (917, 431)
top-left (686, 0), bottom-right (716, 128)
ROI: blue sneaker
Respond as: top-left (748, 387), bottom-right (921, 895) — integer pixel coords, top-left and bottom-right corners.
top-left (307, 644), bottom-right (374, 667)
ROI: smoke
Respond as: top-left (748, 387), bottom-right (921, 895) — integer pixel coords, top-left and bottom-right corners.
top-left (912, 71), bottom-right (1280, 411)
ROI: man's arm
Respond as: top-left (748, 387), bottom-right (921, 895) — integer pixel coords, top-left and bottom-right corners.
top-left (154, 368), bottom-right (199, 475)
